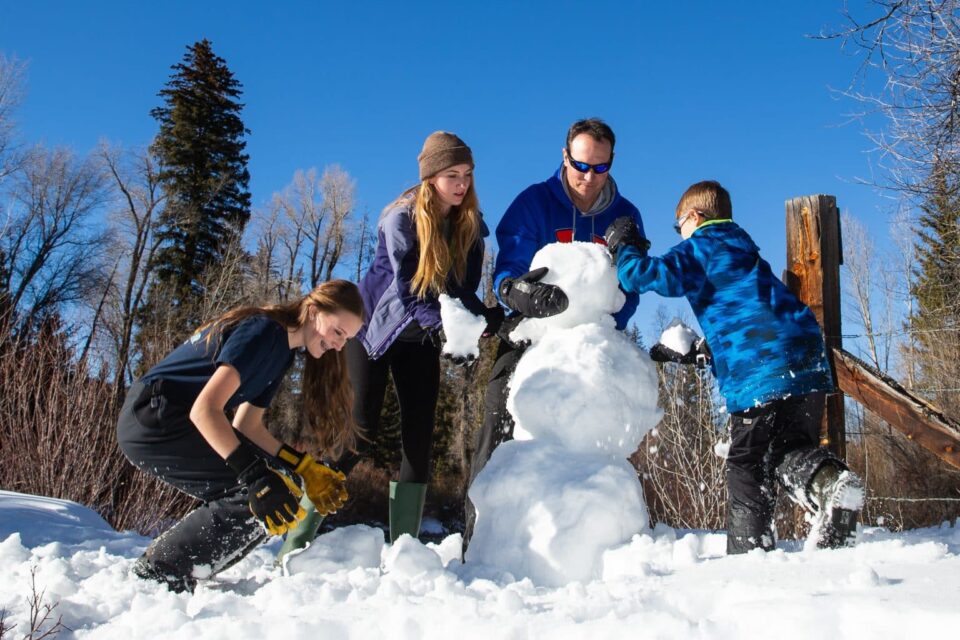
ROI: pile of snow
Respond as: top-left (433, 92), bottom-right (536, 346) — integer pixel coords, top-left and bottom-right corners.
top-left (467, 242), bottom-right (662, 586)
top-left (3, 490), bottom-right (960, 638)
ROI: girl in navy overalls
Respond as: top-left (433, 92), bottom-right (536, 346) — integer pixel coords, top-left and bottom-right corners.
top-left (117, 279), bottom-right (364, 592)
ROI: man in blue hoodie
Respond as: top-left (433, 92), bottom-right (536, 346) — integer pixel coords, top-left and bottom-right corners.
top-left (462, 118), bottom-right (646, 555)
top-left (606, 179), bottom-right (864, 553)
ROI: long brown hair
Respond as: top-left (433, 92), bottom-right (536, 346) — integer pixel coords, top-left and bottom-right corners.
top-left (386, 180), bottom-right (481, 299)
top-left (197, 279), bottom-right (364, 457)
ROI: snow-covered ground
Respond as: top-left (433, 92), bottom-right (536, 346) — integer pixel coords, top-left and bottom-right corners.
top-left (2, 490), bottom-right (958, 639)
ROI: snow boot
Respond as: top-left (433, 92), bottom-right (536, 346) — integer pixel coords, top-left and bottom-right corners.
top-left (132, 552), bottom-right (196, 594)
top-left (389, 481), bottom-right (427, 543)
top-left (807, 463), bottom-right (864, 549)
top-left (275, 494), bottom-right (324, 566)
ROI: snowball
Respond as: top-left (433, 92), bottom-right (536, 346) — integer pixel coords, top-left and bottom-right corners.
top-left (509, 242), bottom-right (624, 345)
top-left (507, 323), bottom-right (662, 457)
top-left (439, 294), bottom-right (487, 360)
top-left (467, 441), bottom-right (648, 587)
top-left (659, 320), bottom-right (699, 355)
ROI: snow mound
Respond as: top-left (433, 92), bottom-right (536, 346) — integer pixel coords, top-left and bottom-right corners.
top-left (467, 441), bottom-right (648, 586)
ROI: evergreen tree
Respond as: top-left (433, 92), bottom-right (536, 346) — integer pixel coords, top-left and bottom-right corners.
top-left (909, 160), bottom-right (960, 414)
top-left (147, 39), bottom-right (251, 330)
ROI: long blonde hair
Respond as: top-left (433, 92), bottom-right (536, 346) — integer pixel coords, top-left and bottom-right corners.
top-left (386, 180), bottom-right (480, 299)
top-left (197, 279), bottom-right (364, 457)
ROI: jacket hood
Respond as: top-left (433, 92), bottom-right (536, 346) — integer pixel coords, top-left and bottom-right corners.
top-left (547, 165), bottom-right (621, 216)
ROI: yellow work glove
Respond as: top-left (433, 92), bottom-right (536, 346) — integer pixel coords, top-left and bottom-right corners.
top-left (226, 442), bottom-right (306, 536)
top-left (276, 444), bottom-right (349, 516)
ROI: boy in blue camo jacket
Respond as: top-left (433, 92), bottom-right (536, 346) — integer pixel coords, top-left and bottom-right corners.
top-left (605, 180), bottom-right (864, 553)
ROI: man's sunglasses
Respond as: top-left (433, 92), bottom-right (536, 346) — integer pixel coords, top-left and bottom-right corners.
top-left (565, 148), bottom-right (612, 175)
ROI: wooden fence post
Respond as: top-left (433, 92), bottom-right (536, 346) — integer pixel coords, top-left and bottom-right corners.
top-left (783, 195), bottom-right (846, 458)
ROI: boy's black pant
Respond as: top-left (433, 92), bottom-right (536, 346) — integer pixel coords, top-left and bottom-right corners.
top-left (726, 391), bottom-right (844, 554)
top-left (116, 380), bottom-right (266, 591)
top-left (338, 337), bottom-right (441, 483)
top-left (462, 338), bottom-right (526, 554)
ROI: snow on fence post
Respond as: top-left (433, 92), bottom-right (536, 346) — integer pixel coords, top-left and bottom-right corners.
top-left (783, 194), bottom-right (846, 458)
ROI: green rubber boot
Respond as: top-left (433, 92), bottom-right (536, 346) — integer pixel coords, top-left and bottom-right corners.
top-left (389, 481), bottom-right (427, 543)
top-left (275, 494), bottom-right (323, 565)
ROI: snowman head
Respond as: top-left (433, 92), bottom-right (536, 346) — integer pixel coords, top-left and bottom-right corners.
top-left (509, 242), bottom-right (624, 344)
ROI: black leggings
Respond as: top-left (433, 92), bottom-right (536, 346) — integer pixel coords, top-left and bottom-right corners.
top-left (340, 337), bottom-right (440, 483)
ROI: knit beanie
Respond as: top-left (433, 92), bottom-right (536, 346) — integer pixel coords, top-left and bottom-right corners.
top-left (418, 131), bottom-right (473, 180)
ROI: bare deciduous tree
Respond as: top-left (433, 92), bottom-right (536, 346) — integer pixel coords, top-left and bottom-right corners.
top-left (1, 146), bottom-right (110, 338)
top-left (317, 164), bottom-right (356, 282)
top-left (249, 197), bottom-right (284, 302)
top-left (353, 209), bottom-right (377, 282)
top-left (0, 54), bottom-right (27, 185)
top-left (842, 211), bottom-right (897, 371)
top-left (96, 144), bottom-right (166, 394)
top-left (819, 1), bottom-right (960, 203)
top-left (630, 309), bottom-right (727, 530)
top-left (268, 165), bottom-right (361, 294)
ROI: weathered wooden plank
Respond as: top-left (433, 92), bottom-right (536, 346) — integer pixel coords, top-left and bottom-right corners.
top-left (832, 347), bottom-right (960, 470)
top-left (785, 195), bottom-right (846, 456)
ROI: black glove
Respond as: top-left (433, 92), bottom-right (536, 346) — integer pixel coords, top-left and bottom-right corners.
top-left (604, 216), bottom-right (650, 263)
top-left (498, 267), bottom-right (568, 318)
top-left (649, 337), bottom-right (712, 368)
top-left (226, 442), bottom-right (305, 536)
top-left (421, 327), bottom-right (442, 350)
top-left (496, 313), bottom-right (531, 349)
top-left (481, 305), bottom-right (505, 337)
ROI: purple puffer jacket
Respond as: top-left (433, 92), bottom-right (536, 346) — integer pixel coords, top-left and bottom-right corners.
top-left (357, 200), bottom-right (488, 359)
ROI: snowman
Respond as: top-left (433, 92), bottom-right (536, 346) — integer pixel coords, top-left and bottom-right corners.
top-left (442, 241), bottom-right (663, 586)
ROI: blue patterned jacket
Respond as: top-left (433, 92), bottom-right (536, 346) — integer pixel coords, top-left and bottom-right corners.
top-left (616, 220), bottom-right (834, 413)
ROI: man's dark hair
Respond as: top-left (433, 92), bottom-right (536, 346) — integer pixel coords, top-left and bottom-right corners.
top-left (566, 118), bottom-right (616, 151)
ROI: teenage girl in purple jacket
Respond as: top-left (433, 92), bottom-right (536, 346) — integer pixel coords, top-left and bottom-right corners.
top-left (279, 132), bottom-right (501, 558)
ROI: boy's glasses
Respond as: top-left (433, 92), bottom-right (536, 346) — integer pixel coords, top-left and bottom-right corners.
top-left (565, 148), bottom-right (612, 174)
top-left (674, 211), bottom-right (695, 234)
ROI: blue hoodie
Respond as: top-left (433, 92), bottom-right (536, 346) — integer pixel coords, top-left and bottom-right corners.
top-left (356, 200), bottom-right (487, 360)
top-left (616, 220), bottom-right (834, 413)
top-left (494, 166), bottom-right (645, 329)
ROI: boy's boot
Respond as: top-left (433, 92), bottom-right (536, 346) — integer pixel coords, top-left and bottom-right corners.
top-left (389, 481), bottom-right (427, 543)
top-left (275, 494), bottom-right (323, 566)
top-left (808, 462), bottom-right (864, 549)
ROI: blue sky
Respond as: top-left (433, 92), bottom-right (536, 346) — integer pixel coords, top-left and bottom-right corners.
top-left (0, 0), bottom-right (894, 340)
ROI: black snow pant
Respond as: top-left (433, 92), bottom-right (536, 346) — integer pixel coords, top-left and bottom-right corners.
top-left (462, 338), bottom-right (526, 554)
top-left (116, 380), bottom-right (267, 592)
top-left (337, 337), bottom-right (441, 484)
top-left (726, 391), bottom-right (845, 554)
